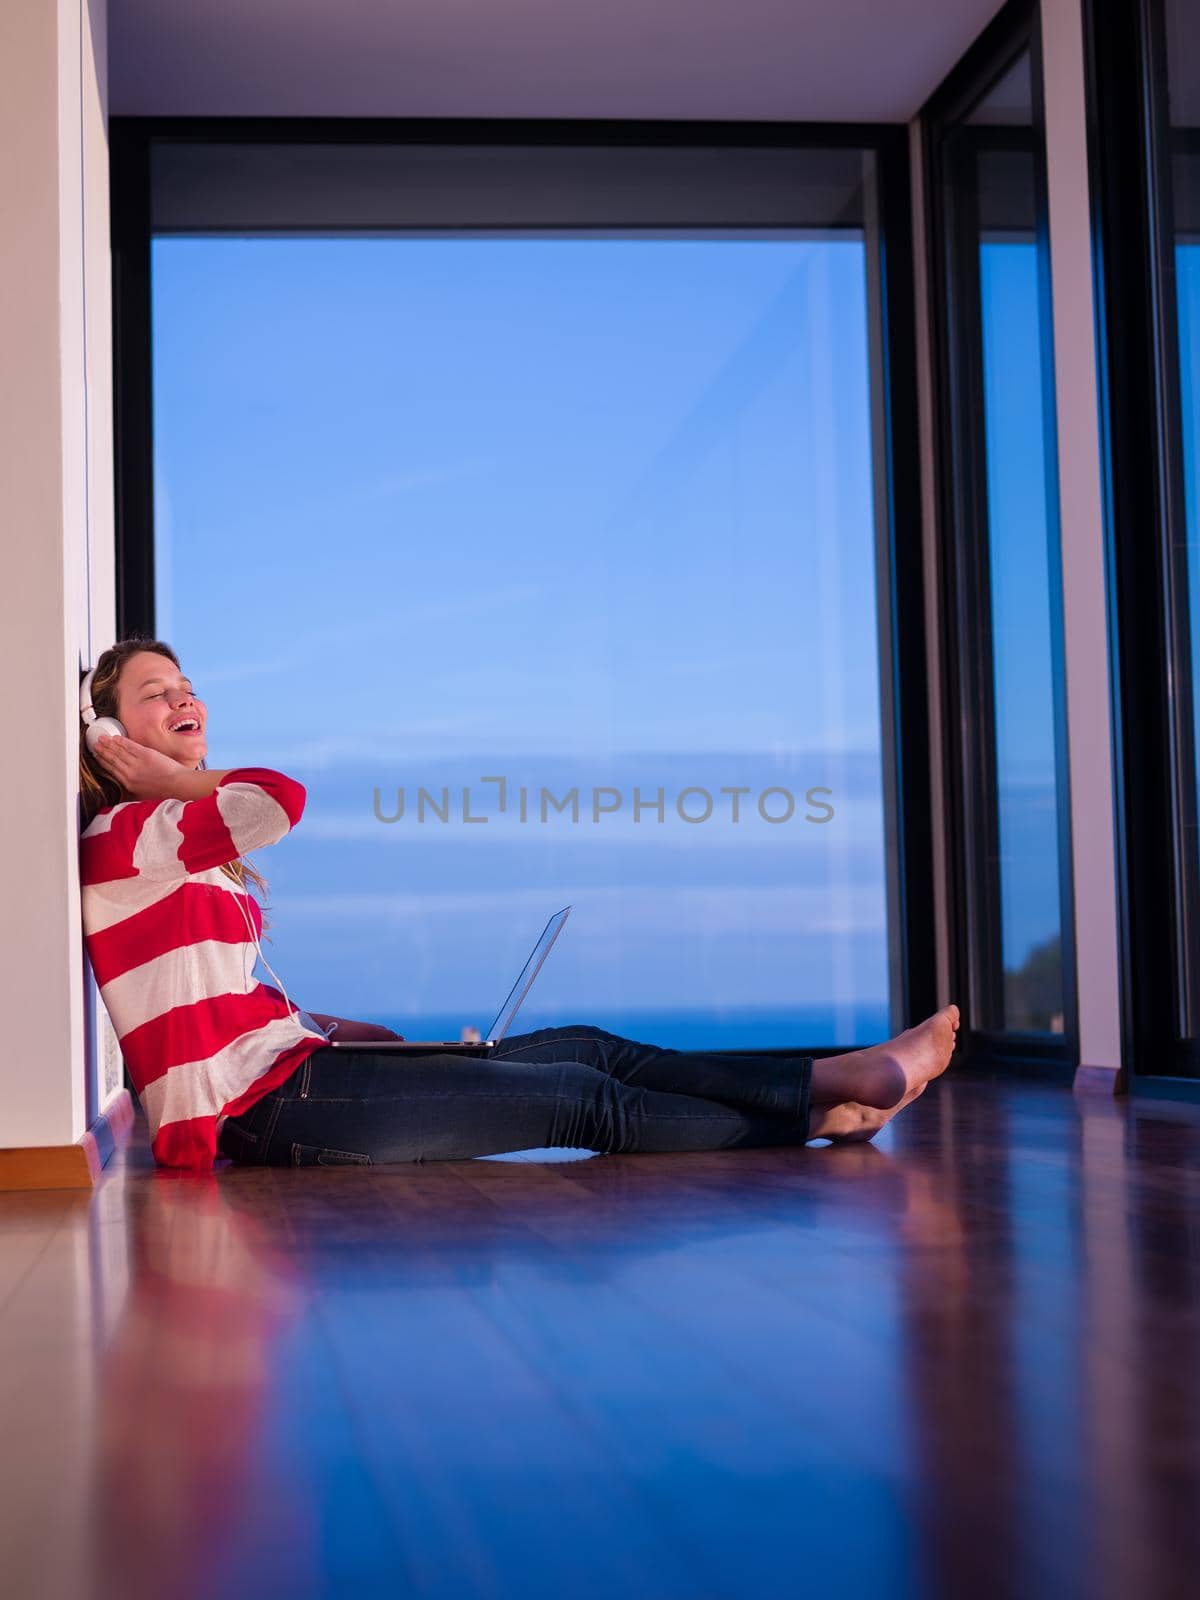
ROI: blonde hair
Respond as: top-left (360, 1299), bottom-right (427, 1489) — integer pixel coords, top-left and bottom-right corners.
top-left (79, 636), bottom-right (273, 926)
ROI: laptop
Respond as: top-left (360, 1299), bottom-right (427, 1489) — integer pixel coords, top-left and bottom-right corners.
top-left (323, 905), bottom-right (572, 1054)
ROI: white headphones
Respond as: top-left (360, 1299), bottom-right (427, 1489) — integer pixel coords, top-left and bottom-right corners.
top-left (80, 665), bottom-right (129, 756)
top-left (80, 660), bottom-right (328, 1036)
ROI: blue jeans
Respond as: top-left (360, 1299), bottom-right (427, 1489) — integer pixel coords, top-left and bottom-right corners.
top-left (217, 1024), bottom-right (814, 1167)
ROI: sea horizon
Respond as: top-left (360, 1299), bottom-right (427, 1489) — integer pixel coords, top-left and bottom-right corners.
top-left (369, 1001), bottom-right (892, 1052)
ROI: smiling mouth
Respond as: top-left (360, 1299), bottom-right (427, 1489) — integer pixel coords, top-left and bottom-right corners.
top-left (167, 719), bottom-right (203, 736)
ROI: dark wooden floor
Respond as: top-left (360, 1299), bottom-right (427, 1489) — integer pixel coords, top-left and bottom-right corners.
top-left (2, 1075), bottom-right (1198, 1600)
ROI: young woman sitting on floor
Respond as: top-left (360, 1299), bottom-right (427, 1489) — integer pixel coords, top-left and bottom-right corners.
top-left (79, 636), bottom-right (959, 1172)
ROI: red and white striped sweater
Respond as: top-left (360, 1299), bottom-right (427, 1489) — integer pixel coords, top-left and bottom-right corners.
top-left (79, 768), bottom-right (330, 1171)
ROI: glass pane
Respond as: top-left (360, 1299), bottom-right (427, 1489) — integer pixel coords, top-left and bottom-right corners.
top-left (979, 218), bottom-right (1065, 1031)
top-left (1163, 0), bottom-right (1200, 1037)
top-left (151, 227), bottom-right (891, 1048)
top-left (945, 45), bottom-right (1068, 1034)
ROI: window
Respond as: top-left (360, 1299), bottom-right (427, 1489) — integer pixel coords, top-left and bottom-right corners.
top-left (924, 7), bottom-right (1076, 1061)
top-left (114, 128), bottom-right (930, 1052)
top-left (1160, 0), bottom-right (1200, 1048)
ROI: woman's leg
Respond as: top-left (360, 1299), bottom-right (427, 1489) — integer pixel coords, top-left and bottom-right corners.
top-left (217, 1042), bottom-right (816, 1168)
top-left (496, 1007), bottom-right (963, 1118)
top-left (490, 1024), bottom-right (811, 1128)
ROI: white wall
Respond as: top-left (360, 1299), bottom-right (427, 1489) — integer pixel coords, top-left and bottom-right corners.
top-left (1040, 0), bottom-right (1124, 1079)
top-left (0, 0), bottom-right (114, 1149)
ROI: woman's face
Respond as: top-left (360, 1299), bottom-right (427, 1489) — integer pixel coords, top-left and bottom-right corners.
top-left (114, 651), bottom-right (208, 768)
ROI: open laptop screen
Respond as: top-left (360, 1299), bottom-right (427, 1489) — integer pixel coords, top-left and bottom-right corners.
top-left (486, 907), bottom-right (572, 1043)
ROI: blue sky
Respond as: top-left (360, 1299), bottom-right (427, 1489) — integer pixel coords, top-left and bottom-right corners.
top-left (150, 233), bottom-right (1063, 1043)
top-left (979, 240), bottom-right (1065, 977)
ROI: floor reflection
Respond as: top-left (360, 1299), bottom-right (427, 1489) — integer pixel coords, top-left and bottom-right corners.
top-left (90, 1173), bottom-right (313, 1598)
top-left (1, 1078), bottom-right (1197, 1598)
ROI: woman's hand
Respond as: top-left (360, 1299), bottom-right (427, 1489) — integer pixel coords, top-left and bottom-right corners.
top-left (93, 735), bottom-right (194, 802)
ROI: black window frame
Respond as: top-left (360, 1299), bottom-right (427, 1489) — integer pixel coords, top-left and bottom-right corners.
top-left (109, 115), bottom-right (937, 1060)
top-left (920, 0), bottom-right (1079, 1080)
top-left (1083, 0), bottom-right (1200, 1091)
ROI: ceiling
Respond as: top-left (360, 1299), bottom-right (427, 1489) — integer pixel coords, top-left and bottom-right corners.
top-left (108, 0), bottom-right (1009, 123)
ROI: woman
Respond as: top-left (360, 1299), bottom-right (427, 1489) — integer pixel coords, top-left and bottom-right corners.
top-left (80, 636), bottom-right (959, 1173)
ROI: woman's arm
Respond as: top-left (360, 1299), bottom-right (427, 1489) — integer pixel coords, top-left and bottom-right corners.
top-left (86, 737), bottom-right (307, 882)
top-left (305, 1013), bottom-right (406, 1043)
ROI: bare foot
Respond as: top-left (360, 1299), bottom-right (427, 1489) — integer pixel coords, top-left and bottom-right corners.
top-left (810, 1004), bottom-right (960, 1113)
top-left (808, 1078), bottom-right (929, 1144)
